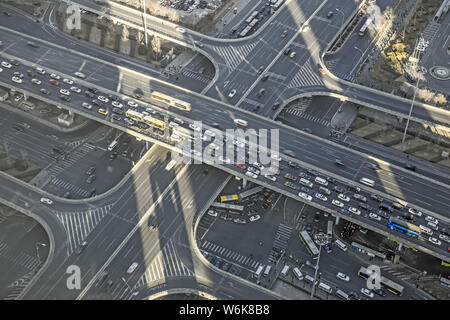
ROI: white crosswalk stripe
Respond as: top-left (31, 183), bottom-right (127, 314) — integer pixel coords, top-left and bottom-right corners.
top-left (47, 143), bottom-right (95, 177)
top-left (4, 271), bottom-right (35, 300)
top-left (133, 238), bottom-right (194, 290)
top-left (48, 177), bottom-right (90, 198)
top-left (200, 240), bottom-right (259, 270)
top-left (288, 60), bottom-right (325, 88)
top-left (0, 241), bottom-right (41, 271)
top-left (55, 204), bottom-right (113, 256)
top-left (181, 69), bottom-right (213, 84)
top-left (211, 42), bottom-right (258, 72)
top-left (269, 223), bottom-right (292, 263)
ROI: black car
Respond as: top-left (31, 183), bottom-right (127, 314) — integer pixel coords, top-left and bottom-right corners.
top-left (111, 114), bottom-right (121, 121)
top-left (358, 202), bottom-right (369, 210)
top-left (271, 102), bottom-right (280, 110)
top-left (108, 153), bottom-right (117, 161)
top-left (53, 147), bottom-right (65, 155)
top-left (92, 99), bottom-right (103, 107)
top-left (86, 189), bottom-right (96, 198)
top-left (404, 163), bottom-right (416, 171)
top-left (40, 88), bottom-right (51, 95)
top-left (87, 87), bottom-right (98, 94)
top-left (333, 185), bottom-right (345, 193)
top-left (305, 224), bottom-right (312, 232)
top-left (74, 241), bottom-right (88, 255)
top-left (326, 11), bottom-right (334, 18)
top-left (262, 74), bottom-right (269, 81)
top-left (372, 288), bottom-right (387, 297)
top-left (326, 176), bottom-right (337, 184)
top-left (335, 159), bottom-right (345, 166)
top-left (288, 161), bottom-right (298, 169)
top-left (300, 186), bottom-right (311, 194)
top-left (108, 94), bottom-right (119, 101)
top-left (306, 168), bottom-right (319, 176)
top-left (10, 59), bottom-right (20, 66)
top-left (370, 194), bottom-right (383, 202)
top-left (86, 166), bottom-right (96, 175)
top-left (283, 48), bottom-right (291, 55)
top-left (246, 201), bottom-right (256, 207)
top-left (252, 105), bottom-right (260, 111)
top-left (59, 94), bottom-right (71, 102)
top-left (86, 174), bottom-right (96, 184)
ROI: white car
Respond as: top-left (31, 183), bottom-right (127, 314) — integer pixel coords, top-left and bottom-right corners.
top-left (369, 212), bottom-right (381, 221)
top-left (1, 61), bottom-right (12, 68)
top-left (98, 96), bottom-right (109, 103)
top-left (408, 207), bottom-right (422, 217)
top-left (253, 162), bottom-right (264, 170)
top-left (189, 123), bottom-right (201, 131)
top-left (59, 89), bottom-right (70, 96)
top-left (82, 102), bottom-right (92, 110)
top-left (127, 262), bottom-right (138, 274)
top-left (338, 194), bottom-right (350, 202)
top-left (219, 156), bottom-right (231, 164)
top-left (204, 129), bottom-right (215, 137)
top-left (50, 73), bottom-right (61, 79)
top-left (0, 67), bottom-right (2, 73)
top-left (70, 86), bottom-right (81, 93)
top-left (271, 154), bottom-right (282, 161)
top-left (228, 89), bottom-right (237, 98)
top-left (249, 214), bottom-right (261, 222)
top-left (298, 192), bottom-right (312, 201)
top-left (336, 272), bottom-right (350, 282)
top-left (439, 234), bottom-right (450, 243)
top-left (11, 76), bottom-right (22, 84)
top-left (127, 100), bottom-right (138, 108)
top-left (74, 71), bottom-right (86, 78)
top-left (332, 199), bottom-right (344, 208)
top-left (361, 288), bottom-right (374, 298)
top-left (428, 237), bottom-right (441, 246)
top-left (207, 210), bottom-right (217, 217)
top-left (40, 197), bottom-right (53, 205)
top-left (315, 193), bottom-right (327, 202)
top-left (245, 171), bottom-right (258, 179)
top-left (349, 207), bottom-right (361, 215)
top-left (112, 101), bottom-right (123, 108)
top-left (234, 119), bottom-right (248, 127)
top-left (63, 78), bottom-right (73, 85)
top-left (175, 26), bottom-right (186, 33)
top-left (36, 67), bottom-right (46, 74)
top-left (31, 78), bottom-right (42, 85)
top-left (301, 24), bottom-right (310, 32)
top-left (425, 216), bottom-right (438, 225)
top-left (264, 174), bottom-right (276, 182)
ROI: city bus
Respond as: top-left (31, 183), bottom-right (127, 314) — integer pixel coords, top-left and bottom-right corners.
top-left (239, 26), bottom-right (252, 38)
top-left (387, 216), bottom-right (421, 238)
top-left (143, 115), bottom-right (165, 130)
top-left (125, 109), bottom-right (144, 122)
top-left (248, 18), bottom-right (259, 30)
top-left (357, 266), bottom-right (404, 296)
top-left (107, 140), bottom-right (118, 152)
top-left (359, 17), bottom-right (373, 36)
top-left (150, 91), bottom-right (191, 111)
top-left (245, 11), bottom-right (259, 24)
top-left (299, 231), bottom-right (319, 259)
top-left (220, 194), bottom-right (239, 202)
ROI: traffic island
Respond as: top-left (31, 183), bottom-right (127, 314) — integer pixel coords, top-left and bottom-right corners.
top-left (350, 122), bottom-right (388, 139)
top-left (391, 136), bottom-right (429, 154)
top-left (370, 129), bottom-right (404, 147)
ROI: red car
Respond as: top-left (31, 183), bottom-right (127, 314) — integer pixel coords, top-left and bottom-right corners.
top-left (49, 79), bottom-right (60, 86)
top-left (95, 0), bottom-right (104, 5)
top-left (234, 163), bottom-right (246, 170)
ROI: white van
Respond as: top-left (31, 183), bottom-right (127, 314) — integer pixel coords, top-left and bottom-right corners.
top-left (420, 225), bottom-right (433, 235)
top-left (293, 267), bottom-right (303, 280)
top-left (318, 282), bottom-right (333, 294)
top-left (336, 289), bottom-right (350, 300)
top-left (360, 177), bottom-right (375, 187)
top-left (314, 177), bottom-right (328, 186)
top-left (335, 239), bottom-right (348, 252)
top-left (304, 274), bottom-right (317, 285)
top-left (299, 178), bottom-right (313, 188)
top-left (255, 265), bottom-right (264, 277)
top-left (264, 265), bottom-right (272, 277)
top-left (281, 265), bottom-right (290, 277)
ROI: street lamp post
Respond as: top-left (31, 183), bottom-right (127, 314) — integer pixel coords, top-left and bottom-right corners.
top-left (35, 242), bottom-right (46, 265)
top-left (310, 233), bottom-right (327, 299)
top-left (402, 67), bottom-right (423, 144)
top-left (141, 0), bottom-right (148, 48)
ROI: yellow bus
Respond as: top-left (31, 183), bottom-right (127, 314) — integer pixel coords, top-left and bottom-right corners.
top-left (173, 99), bottom-right (191, 111)
top-left (220, 194), bottom-right (239, 202)
top-left (151, 91), bottom-right (191, 111)
top-left (151, 91), bottom-right (172, 105)
top-left (125, 109), bottom-right (144, 122)
top-left (143, 115), bottom-right (165, 130)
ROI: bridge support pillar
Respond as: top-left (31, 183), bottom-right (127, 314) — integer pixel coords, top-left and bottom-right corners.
top-left (68, 109), bottom-right (74, 117)
top-left (243, 178), bottom-right (247, 188)
top-left (23, 93), bottom-right (28, 101)
top-left (335, 215), bottom-right (340, 225)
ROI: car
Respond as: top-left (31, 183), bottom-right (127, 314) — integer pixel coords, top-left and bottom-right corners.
top-left (290, 51), bottom-right (296, 58)
top-left (340, 208), bottom-right (351, 216)
top-left (370, 194), bottom-right (383, 202)
top-left (353, 194), bottom-right (367, 202)
top-left (40, 88), bottom-right (51, 95)
top-left (31, 78), bottom-right (42, 85)
top-left (257, 66), bottom-right (264, 74)
top-left (318, 67), bottom-right (326, 75)
top-left (301, 127), bottom-right (312, 134)
top-left (98, 96), bottom-right (109, 103)
top-left (281, 30), bottom-right (288, 38)
top-left (245, 171), bottom-right (258, 179)
top-left (284, 181), bottom-right (297, 190)
top-left (63, 78), bottom-right (73, 85)
top-left (112, 101), bottom-right (123, 108)
top-left (109, 153), bottom-right (117, 161)
top-left (49, 79), bottom-right (60, 86)
top-left (2, 10), bottom-right (11, 16)
top-left (298, 172), bottom-right (311, 180)
top-left (234, 162), bottom-right (246, 170)
top-left (50, 73), bottom-right (61, 80)
top-left (336, 272), bottom-right (350, 282)
top-left (282, 149), bottom-right (296, 158)
top-left (74, 71), bottom-right (86, 79)
top-left (305, 224), bottom-right (312, 232)
top-left (36, 67), bottom-right (46, 74)
top-left (86, 174), bottom-right (96, 184)
top-left (349, 207), bottom-right (361, 215)
top-left (333, 186), bottom-right (345, 193)
top-left (97, 108), bottom-right (108, 115)
top-left (127, 100), bottom-right (138, 108)
top-left (207, 209), bottom-right (217, 217)
top-left (74, 240), bottom-right (88, 255)
top-left (408, 207), bottom-right (422, 217)
top-left (298, 192), bottom-right (312, 201)
top-left (59, 95), bottom-right (71, 102)
top-left (112, 108), bottom-right (124, 115)
top-left (234, 119), bottom-right (248, 127)
top-left (369, 212), bottom-right (381, 221)
top-left (220, 214), bottom-right (233, 221)
top-left (264, 174), bottom-right (276, 181)
top-left (127, 262), bottom-right (138, 274)
top-left (301, 24), bottom-right (310, 32)
top-left (372, 288), bottom-right (387, 297)
top-left (315, 193), bottom-right (327, 202)
top-left (82, 102), bottom-right (92, 110)
top-left (331, 199), bottom-right (344, 208)
top-left (404, 163), bottom-right (416, 171)
top-left (111, 114), bottom-right (121, 121)
top-left (425, 215), bottom-right (439, 225)
top-left (86, 166), bottom-right (96, 175)
top-left (247, 166), bottom-right (260, 175)
top-left (11, 76), bottom-right (23, 84)
top-left (361, 288), bottom-right (374, 298)
top-left (247, 209), bottom-right (258, 216)
top-left (70, 86), bottom-right (81, 93)
top-left (149, 223), bottom-right (159, 230)
top-left (175, 26), bottom-right (186, 33)
top-left (10, 59), bottom-right (20, 66)
top-left (427, 222), bottom-right (439, 231)
top-left (40, 197), bottom-right (53, 205)
top-left (439, 234), bottom-right (450, 243)
top-left (338, 194), bottom-right (350, 202)
top-left (228, 89), bottom-right (237, 98)
top-left (59, 89), bottom-right (70, 96)
top-left (1, 61), bottom-right (12, 68)
top-left (335, 159), bottom-right (345, 166)
top-left (249, 215), bottom-right (261, 222)
top-left (327, 11), bottom-right (334, 18)
top-left (283, 48), bottom-right (291, 55)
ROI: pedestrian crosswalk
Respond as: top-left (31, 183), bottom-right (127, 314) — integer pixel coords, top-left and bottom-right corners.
top-left (269, 223), bottom-right (292, 263)
top-left (288, 60), bottom-right (325, 88)
top-left (4, 271), bottom-right (35, 300)
top-left (181, 68), bottom-right (213, 84)
top-left (284, 108), bottom-right (331, 127)
top-left (134, 238), bottom-right (194, 289)
top-left (379, 265), bottom-right (411, 281)
top-left (47, 143), bottom-right (96, 177)
top-left (55, 204), bottom-right (113, 256)
top-left (67, 140), bottom-right (86, 148)
top-left (200, 240), bottom-right (261, 271)
top-left (421, 21), bottom-right (440, 47)
top-left (211, 42), bottom-right (258, 72)
top-left (49, 177), bottom-right (91, 198)
top-left (0, 241), bottom-right (41, 271)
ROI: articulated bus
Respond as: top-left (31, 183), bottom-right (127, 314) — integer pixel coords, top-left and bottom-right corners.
top-left (299, 231), bottom-right (319, 259)
top-left (143, 115), bottom-right (165, 130)
top-left (239, 26), bottom-right (252, 38)
top-left (245, 11), bottom-right (259, 24)
top-left (220, 194), bottom-right (239, 202)
top-left (150, 91), bottom-right (191, 111)
top-left (357, 266), bottom-right (404, 296)
top-left (125, 109), bottom-right (144, 122)
top-left (387, 216), bottom-right (421, 238)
